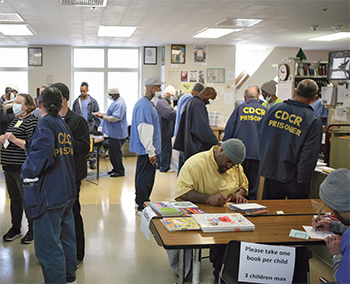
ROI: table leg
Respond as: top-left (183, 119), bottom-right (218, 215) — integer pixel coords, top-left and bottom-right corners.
top-left (192, 249), bottom-right (201, 284)
top-left (179, 249), bottom-right (185, 284)
top-left (96, 142), bottom-right (100, 182)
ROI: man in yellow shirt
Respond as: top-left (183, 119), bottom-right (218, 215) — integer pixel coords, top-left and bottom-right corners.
top-left (174, 138), bottom-right (248, 283)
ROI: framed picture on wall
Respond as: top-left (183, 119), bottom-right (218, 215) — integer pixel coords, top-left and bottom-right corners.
top-left (207, 68), bottom-right (225, 83)
top-left (193, 45), bottom-right (207, 63)
top-left (171, 45), bottom-right (185, 64)
top-left (28, 47), bottom-right (42, 66)
top-left (144, 46), bottom-right (157, 65)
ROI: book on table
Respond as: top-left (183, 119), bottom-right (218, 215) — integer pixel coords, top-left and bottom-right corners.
top-left (229, 203), bottom-right (269, 215)
top-left (192, 213), bottom-right (255, 233)
top-left (171, 201), bottom-right (198, 208)
top-left (150, 201), bottom-right (182, 216)
top-left (179, 207), bottom-right (206, 216)
top-left (160, 217), bottom-right (201, 231)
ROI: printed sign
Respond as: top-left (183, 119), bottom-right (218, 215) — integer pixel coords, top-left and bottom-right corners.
top-left (238, 242), bottom-right (295, 284)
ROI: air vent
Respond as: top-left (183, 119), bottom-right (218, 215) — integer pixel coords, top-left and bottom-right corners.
top-left (0, 13), bottom-right (24, 22)
top-left (216, 18), bottom-right (262, 27)
top-left (58, 0), bottom-right (108, 7)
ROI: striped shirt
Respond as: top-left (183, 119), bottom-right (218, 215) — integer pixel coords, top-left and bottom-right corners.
top-left (1, 114), bottom-right (38, 171)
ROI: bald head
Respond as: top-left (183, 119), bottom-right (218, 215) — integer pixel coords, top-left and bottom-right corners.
top-left (198, 87), bottom-right (217, 105)
top-left (244, 86), bottom-right (259, 101)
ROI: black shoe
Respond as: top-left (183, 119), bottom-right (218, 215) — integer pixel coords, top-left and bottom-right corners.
top-left (21, 230), bottom-right (34, 244)
top-left (110, 172), bottom-right (125, 177)
top-left (3, 227), bottom-right (21, 241)
top-left (108, 170), bottom-right (114, 175)
top-left (89, 161), bottom-right (96, 170)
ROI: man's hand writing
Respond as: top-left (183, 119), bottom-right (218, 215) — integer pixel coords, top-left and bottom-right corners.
top-left (208, 194), bottom-right (227, 206)
top-left (312, 217), bottom-right (331, 231)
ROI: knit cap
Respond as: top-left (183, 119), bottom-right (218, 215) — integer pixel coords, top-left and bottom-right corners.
top-left (221, 138), bottom-right (246, 165)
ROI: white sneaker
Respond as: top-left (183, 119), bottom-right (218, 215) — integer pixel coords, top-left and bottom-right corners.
top-left (137, 210), bottom-right (143, 216)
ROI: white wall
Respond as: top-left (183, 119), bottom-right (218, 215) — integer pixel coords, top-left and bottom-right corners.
top-left (28, 45), bottom-right (72, 102)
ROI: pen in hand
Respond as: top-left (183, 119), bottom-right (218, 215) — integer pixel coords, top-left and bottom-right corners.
top-left (316, 206), bottom-right (322, 229)
top-left (216, 186), bottom-right (222, 195)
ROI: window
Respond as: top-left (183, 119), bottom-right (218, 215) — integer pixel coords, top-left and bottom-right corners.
top-left (73, 47), bottom-right (140, 124)
top-left (0, 48), bottom-right (28, 94)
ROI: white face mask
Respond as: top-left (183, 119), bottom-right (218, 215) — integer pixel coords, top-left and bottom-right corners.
top-left (12, 103), bottom-right (24, 116)
top-left (266, 96), bottom-right (271, 103)
top-left (154, 91), bottom-right (162, 97)
top-left (108, 95), bottom-right (114, 101)
top-left (10, 92), bottom-right (15, 100)
top-left (208, 98), bottom-right (214, 105)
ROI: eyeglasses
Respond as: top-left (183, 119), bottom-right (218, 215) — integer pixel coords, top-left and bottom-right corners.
top-left (226, 156), bottom-right (239, 168)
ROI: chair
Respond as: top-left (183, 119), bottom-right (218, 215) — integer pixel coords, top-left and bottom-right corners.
top-left (219, 240), bottom-right (310, 284)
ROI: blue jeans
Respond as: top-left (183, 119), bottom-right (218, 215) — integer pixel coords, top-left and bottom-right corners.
top-left (33, 200), bottom-right (76, 284)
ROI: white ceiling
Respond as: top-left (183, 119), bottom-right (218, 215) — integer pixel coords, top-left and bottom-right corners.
top-left (0, 0), bottom-right (349, 50)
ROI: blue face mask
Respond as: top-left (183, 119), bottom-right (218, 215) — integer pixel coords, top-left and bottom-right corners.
top-left (108, 95), bottom-right (114, 101)
top-left (10, 92), bottom-right (15, 100)
top-left (12, 103), bottom-right (24, 116)
top-left (266, 96), bottom-right (271, 103)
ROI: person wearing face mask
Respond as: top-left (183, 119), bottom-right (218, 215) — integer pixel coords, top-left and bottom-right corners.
top-left (0, 84), bottom-right (18, 135)
top-left (0, 93), bottom-right (38, 244)
top-left (261, 80), bottom-right (282, 109)
top-left (130, 75), bottom-right (163, 215)
top-left (155, 85), bottom-right (177, 173)
top-left (173, 87), bottom-right (219, 162)
top-left (94, 87), bottom-right (128, 177)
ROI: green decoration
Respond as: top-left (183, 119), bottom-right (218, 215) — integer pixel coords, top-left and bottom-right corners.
top-left (296, 48), bottom-right (307, 61)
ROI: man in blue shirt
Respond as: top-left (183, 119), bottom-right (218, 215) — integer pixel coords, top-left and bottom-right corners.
top-left (223, 86), bottom-right (267, 200)
top-left (95, 87), bottom-right (128, 177)
top-left (130, 76), bottom-right (162, 215)
top-left (73, 82), bottom-right (100, 169)
top-left (72, 82), bottom-right (100, 132)
top-left (311, 93), bottom-right (328, 126)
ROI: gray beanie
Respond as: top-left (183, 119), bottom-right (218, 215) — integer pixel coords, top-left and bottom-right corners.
top-left (261, 80), bottom-right (277, 96)
top-left (192, 83), bottom-right (205, 93)
top-left (221, 138), bottom-right (246, 165)
top-left (319, 168), bottom-right (350, 212)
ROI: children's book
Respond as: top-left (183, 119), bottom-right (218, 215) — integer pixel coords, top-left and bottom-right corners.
top-left (192, 213), bottom-right (255, 233)
top-left (160, 217), bottom-right (200, 231)
top-left (150, 201), bottom-right (182, 216)
top-left (179, 207), bottom-right (207, 216)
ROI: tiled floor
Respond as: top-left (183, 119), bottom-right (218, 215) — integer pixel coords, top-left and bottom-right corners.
top-left (0, 156), bottom-right (334, 283)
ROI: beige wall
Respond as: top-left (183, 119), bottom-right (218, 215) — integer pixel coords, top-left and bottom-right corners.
top-left (28, 45), bottom-right (72, 102)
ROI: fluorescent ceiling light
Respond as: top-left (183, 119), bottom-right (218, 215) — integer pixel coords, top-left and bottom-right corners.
top-left (308, 32), bottom-right (350, 41)
top-left (98, 25), bottom-right (137, 37)
top-left (192, 28), bottom-right (242, 39)
top-left (0, 24), bottom-right (33, 35)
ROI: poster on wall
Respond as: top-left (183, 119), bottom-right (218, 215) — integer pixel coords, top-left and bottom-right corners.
top-left (189, 70), bottom-right (198, 82)
top-left (181, 82), bottom-right (192, 93)
top-left (181, 71), bottom-right (188, 82)
top-left (193, 45), bottom-right (207, 63)
top-left (207, 68), bottom-right (225, 83)
top-left (199, 70), bottom-right (205, 84)
top-left (144, 47), bottom-right (157, 65)
top-left (171, 45), bottom-right (186, 64)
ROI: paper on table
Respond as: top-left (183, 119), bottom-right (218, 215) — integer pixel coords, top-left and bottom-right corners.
top-left (140, 207), bottom-right (157, 241)
top-left (303, 226), bottom-right (335, 239)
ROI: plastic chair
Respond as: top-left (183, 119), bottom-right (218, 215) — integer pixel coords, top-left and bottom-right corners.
top-left (219, 240), bottom-right (310, 284)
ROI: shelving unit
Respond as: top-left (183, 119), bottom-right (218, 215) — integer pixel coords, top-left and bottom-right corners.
top-left (279, 57), bottom-right (329, 97)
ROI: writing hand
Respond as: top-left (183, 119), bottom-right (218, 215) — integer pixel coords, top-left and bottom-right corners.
top-left (325, 235), bottom-right (341, 257)
top-left (312, 216), bottom-right (331, 231)
top-left (208, 194), bottom-right (227, 207)
top-left (227, 193), bottom-right (247, 204)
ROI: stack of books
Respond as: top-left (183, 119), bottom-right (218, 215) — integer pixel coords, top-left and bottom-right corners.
top-left (192, 213), bottom-right (255, 233)
top-left (150, 201), bottom-right (182, 217)
top-left (229, 203), bottom-right (269, 216)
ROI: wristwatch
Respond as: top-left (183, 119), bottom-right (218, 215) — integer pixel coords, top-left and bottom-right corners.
top-left (332, 254), bottom-right (340, 259)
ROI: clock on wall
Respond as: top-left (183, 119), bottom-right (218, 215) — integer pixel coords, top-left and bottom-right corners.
top-left (278, 64), bottom-right (289, 81)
